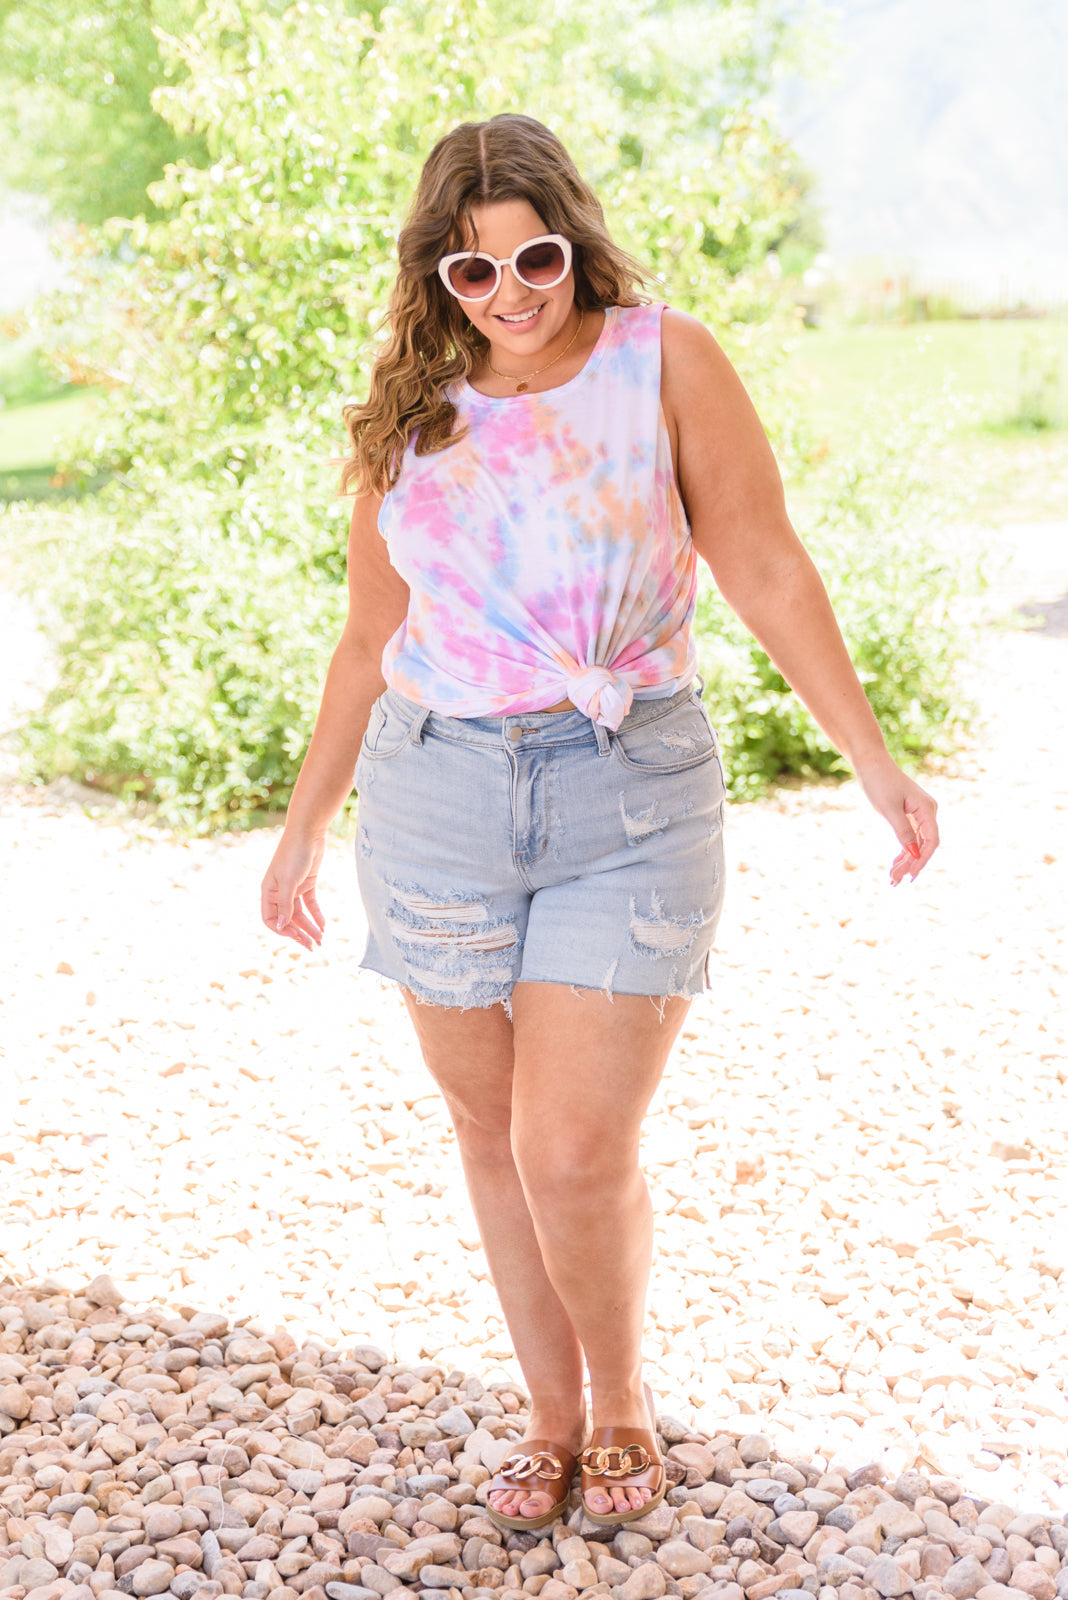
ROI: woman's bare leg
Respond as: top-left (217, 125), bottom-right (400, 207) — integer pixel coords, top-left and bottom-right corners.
top-left (402, 995), bottom-right (586, 1521)
top-left (510, 982), bottom-right (688, 1515)
top-left (403, 983), bottom-right (688, 1519)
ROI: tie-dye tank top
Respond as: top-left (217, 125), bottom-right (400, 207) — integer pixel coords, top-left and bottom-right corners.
top-left (378, 302), bottom-right (696, 731)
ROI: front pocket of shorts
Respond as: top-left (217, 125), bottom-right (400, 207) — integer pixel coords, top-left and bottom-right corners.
top-left (609, 699), bottom-right (720, 775)
top-left (359, 695), bottom-right (416, 762)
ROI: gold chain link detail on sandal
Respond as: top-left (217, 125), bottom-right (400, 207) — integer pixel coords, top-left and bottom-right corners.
top-left (579, 1444), bottom-right (653, 1478)
top-left (500, 1452), bottom-right (565, 1481)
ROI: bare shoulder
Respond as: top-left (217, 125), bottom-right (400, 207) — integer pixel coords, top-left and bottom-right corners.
top-left (660, 306), bottom-right (751, 410)
top-left (660, 305), bottom-right (718, 360)
top-left (658, 308), bottom-right (787, 557)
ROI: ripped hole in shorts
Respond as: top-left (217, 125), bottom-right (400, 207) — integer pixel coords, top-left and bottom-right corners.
top-left (385, 878), bottom-right (521, 1013)
top-left (619, 793), bottom-right (668, 847)
top-left (628, 889), bottom-right (702, 959)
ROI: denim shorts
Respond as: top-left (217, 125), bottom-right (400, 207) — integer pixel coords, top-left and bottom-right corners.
top-left (353, 681), bottom-right (726, 1012)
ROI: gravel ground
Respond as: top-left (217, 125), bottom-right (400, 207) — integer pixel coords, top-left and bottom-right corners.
top-left (1, 520), bottom-right (1066, 1582)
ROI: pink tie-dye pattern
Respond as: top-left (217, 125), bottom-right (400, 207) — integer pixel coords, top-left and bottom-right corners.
top-left (378, 303), bottom-right (696, 730)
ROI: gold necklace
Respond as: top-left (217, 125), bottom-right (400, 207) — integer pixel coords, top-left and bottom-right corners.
top-left (486, 310), bottom-right (584, 394)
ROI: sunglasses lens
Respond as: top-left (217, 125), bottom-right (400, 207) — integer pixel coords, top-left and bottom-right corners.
top-left (516, 240), bottom-right (567, 286)
top-left (447, 255), bottom-right (498, 298)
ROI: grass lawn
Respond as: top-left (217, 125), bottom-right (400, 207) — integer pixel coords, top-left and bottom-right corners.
top-left (0, 389), bottom-right (103, 500)
top-left (787, 318), bottom-right (1068, 445)
top-left (784, 319), bottom-right (1068, 523)
top-left (0, 390), bottom-right (100, 472)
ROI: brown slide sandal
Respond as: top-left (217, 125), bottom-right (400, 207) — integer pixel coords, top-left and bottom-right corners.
top-left (579, 1385), bottom-right (665, 1527)
top-left (485, 1439), bottom-right (579, 1531)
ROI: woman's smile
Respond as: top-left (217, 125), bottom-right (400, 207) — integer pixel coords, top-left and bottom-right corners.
top-left (495, 302), bottom-right (547, 328)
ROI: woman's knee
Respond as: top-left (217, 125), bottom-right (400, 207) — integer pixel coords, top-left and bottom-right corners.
top-left (447, 1095), bottom-right (514, 1164)
top-left (512, 1120), bottom-right (642, 1214)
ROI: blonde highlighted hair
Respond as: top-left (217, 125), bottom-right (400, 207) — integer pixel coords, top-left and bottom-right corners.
top-left (340, 114), bottom-right (648, 498)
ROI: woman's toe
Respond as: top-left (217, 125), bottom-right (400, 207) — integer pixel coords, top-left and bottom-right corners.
top-left (491, 1485), bottom-right (556, 1520)
top-left (585, 1488), bottom-right (613, 1514)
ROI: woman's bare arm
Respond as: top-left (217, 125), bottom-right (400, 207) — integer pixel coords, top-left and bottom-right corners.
top-left (260, 493), bottom-right (411, 945)
top-left (660, 309), bottom-right (939, 880)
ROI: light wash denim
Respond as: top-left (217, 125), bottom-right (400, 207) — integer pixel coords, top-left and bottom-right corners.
top-left (354, 681), bottom-right (726, 1013)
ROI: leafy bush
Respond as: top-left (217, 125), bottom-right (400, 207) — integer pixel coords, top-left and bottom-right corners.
top-left (0, 0), bottom-right (209, 227)
top-left (4, 430), bottom-right (348, 832)
top-left (993, 339), bottom-right (1065, 434)
top-left (697, 403), bottom-right (981, 798)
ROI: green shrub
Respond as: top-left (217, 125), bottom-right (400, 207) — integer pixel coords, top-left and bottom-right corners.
top-left (3, 428), bottom-right (349, 832)
top-left (993, 339), bottom-right (1065, 434)
top-left (696, 403), bottom-right (981, 798)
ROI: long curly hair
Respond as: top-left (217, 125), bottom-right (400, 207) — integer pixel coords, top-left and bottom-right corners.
top-left (340, 114), bottom-right (649, 498)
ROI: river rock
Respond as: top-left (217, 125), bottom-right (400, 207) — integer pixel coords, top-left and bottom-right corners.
top-left (42, 1524), bottom-right (75, 1567)
top-left (130, 1560), bottom-right (176, 1596)
top-left (657, 1542), bottom-right (711, 1578)
top-left (143, 1507), bottom-right (184, 1543)
top-left (746, 1575), bottom-right (801, 1600)
top-left (617, 1562), bottom-right (668, 1600)
top-left (772, 1513), bottom-right (820, 1547)
top-left (745, 1481), bottom-right (787, 1505)
top-left (522, 1548), bottom-right (563, 1578)
top-left (17, 1560), bottom-right (60, 1590)
top-left (1011, 1568), bottom-right (1057, 1600)
top-left (866, 1556), bottom-right (914, 1598)
top-left (942, 1559), bottom-right (990, 1600)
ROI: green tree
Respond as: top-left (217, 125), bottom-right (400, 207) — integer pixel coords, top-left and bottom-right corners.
top-left (39, 0), bottom-right (812, 467)
top-left (0, 0), bottom-right (213, 225)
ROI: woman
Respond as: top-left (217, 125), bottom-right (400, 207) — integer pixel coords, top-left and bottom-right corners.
top-left (261, 114), bottom-right (938, 1533)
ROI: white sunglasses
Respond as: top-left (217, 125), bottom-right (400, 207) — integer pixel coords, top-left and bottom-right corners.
top-left (437, 234), bottom-right (573, 301)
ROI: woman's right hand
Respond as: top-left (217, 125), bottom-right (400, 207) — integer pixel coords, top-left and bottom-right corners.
top-left (261, 832), bottom-right (327, 951)
top-left (256, 492), bottom-right (405, 954)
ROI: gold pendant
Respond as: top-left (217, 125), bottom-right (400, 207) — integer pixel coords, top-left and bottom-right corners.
top-left (515, 380), bottom-right (529, 393)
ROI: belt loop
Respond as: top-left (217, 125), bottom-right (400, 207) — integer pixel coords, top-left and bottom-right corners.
top-left (593, 721), bottom-right (611, 756)
top-left (409, 706), bottom-right (431, 745)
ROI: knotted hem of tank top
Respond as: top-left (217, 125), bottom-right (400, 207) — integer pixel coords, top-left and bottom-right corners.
top-left (566, 664), bottom-right (634, 730)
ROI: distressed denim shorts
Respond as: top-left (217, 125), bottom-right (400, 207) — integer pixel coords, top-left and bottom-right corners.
top-left (353, 680), bottom-right (726, 1012)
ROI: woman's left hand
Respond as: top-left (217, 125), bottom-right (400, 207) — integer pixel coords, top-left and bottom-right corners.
top-left (853, 753), bottom-right (940, 884)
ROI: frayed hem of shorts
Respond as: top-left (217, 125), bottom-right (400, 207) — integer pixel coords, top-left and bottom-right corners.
top-left (359, 960), bottom-right (514, 1019)
top-left (516, 974), bottom-right (707, 1017)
